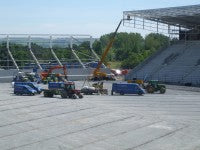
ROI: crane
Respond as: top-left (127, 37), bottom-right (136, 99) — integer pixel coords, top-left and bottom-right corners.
top-left (91, 19), bottom-right (123, 80)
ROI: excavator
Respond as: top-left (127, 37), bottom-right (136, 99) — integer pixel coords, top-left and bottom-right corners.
top-left (40, 65), bottom-right (68, 84)
top-left (91, 19), bottom-right (124, 81)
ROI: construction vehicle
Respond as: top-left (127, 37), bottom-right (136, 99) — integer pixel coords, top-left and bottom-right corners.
top-left (43, 82), bottom-right (83, 99)
top-left (40, 65), bottom-right (67, 84)
top-left (14, 84), bottom-right (37, 96)
top-left (13, 72), bottom-right (40, 83)
top-left (127, 78), bottom-right (145, 88)
top-left (92, 82), bottom-right (108, 95)
top-left (91, 20), bottom-right (123, 81)
top-left (81, 86), bottom-right (98, 95)
top-left (14, 82), bottom-right (42, 94)
top-left (81, 82), bottom-right (108, 95)
top-left (111, 83), bottom-right (145, 96)
top-left (145, 80), bottom-right (166, 94)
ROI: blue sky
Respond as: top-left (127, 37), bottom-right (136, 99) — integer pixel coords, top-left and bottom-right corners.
top-left (0, 0), bottom-right (199, 37)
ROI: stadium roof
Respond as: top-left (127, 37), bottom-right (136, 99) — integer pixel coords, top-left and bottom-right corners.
top-left (123, 5), bottom-right (200, 28)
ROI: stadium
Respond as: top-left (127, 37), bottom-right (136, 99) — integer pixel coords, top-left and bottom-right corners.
top-left (0, 3), bottom-right (200, 150)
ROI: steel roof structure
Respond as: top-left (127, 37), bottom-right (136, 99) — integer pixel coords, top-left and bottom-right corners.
top-left (123, 4), bottom-right (200, 29)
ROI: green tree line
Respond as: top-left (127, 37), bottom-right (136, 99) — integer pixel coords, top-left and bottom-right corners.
top-left (93, 32), bottom-right (169, 69)
top-left (0, 32), bottom-right (169, 69)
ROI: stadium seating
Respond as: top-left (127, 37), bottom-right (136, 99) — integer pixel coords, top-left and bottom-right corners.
top-left (126, 41), bottom-right (200, 86)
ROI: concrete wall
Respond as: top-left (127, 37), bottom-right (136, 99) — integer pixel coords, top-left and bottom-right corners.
top-left (0, 68), bottom-right (112, 83)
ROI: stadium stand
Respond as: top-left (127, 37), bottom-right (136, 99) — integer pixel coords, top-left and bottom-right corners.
top-left (124, 5), bottom-right (200, 86)
top-left (126, 41), bottom-right (200, 86)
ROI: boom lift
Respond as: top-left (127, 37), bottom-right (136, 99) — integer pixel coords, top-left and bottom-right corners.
top-left (91, 20), bottom-right (123, 81)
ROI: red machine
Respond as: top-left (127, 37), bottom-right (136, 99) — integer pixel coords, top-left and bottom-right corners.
top-left (40, 65), bottom-right (67, 82)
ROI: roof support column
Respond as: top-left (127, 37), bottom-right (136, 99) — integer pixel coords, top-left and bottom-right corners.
top-left (70, 36), bottom-right (86, 69)
top-left (28, 36), bottom-right (42, 70)
top-left (49, 35), bottom-right (63, 66)
top-left (6, 35), bottom-right (19, 71)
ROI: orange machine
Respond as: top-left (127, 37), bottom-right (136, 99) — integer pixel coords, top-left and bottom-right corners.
top-left (92, 20), bottom-right (123, 81)
top-left (40, 65), bottom-right (67, 81)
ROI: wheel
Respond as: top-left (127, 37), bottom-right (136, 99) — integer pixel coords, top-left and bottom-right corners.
top-left (61, 93), bottom-right (67, 98)
top-left (138, 92), bottom-right (143, 96)
top-left (72, 94), bottom-right (77, 99)
top-left (160, 87), bottom-right (166, 94)
top-left (48, 93), bottom-right (54, 97)
top-left (120, 92), bottom-right (124, 95)
top-left (78, 94), bottom-right (83, 99)
top-left (146, 86), bottom-right (154, 93)
top-left (44, 92), bottom-right (48, 97)
top-left (111, 91), bottom-right (113, 95)
top-left (44, 91), bottom-right (53, 97)
top-left (61, 91), bottom-right (68, 98)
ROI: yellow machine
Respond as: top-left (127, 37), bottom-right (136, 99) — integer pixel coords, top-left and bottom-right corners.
top-left (127, 79), bottom-right (144, 85)
top-left (91, 20), bottom-right (123, 81)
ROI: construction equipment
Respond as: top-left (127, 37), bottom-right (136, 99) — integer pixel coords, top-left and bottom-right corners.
top-left (13, 72), bottom-right (41, 83)
top-left (40, 65), bottom-right (67, 84)
top-left (91, 20), bottom-right (123, 81)
top-left (111, 83), bottom-right (145, 96)
top-left (14, 85), bottom-right (37, 96)
top-left (127, 78), bottom-right (145, 88)
top-left (81, 86), bottom-right (98, 95)
top-left (145, 80), bottom-right (166, 94)
top-left (92, 82), bottom-right (108, 95)
top-left (43, 82), bottom-right (83, 99)
top-left (81, 81), bottom-right (108, 95)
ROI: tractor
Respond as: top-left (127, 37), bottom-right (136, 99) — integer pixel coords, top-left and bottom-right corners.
top-left (145, 80), bottom-right (166, 94)
top-left (43, 82), bottom-right (83, 99)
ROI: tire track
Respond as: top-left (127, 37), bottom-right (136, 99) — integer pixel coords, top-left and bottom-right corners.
top-left (125, 125), bottom-right (189, 150)
top-left (0, 100), bottom-right (67, 112)
top-left (74, 120), bottom-right (162, 149)
top-left (0, 107), bottom-right (95, 128)
top-left (6, 115), bottom-right (138, 150)
top-left (0, 110), bottom-right (112, 139)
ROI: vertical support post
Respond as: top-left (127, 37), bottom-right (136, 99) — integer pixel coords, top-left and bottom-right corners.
top-left (168, 25), bottom-right (170, 34)
top-left (185, 30), bottom-right (187, 44)
top-left (168, 34), bottom-right (171, 46)
top-left (28, 35), bottom-right (42, 70)
top-left (49, 35), bottom-right (63, 66)
top-left (6, 35), bottom-right (19, 71)
top-left (143, 18), bottom-right (145, 29)
top-left (179, 25), bottom-right (181, 41)
top-left (134, 16), bottom-right (136, 28)
top-left (157, 21), bottom-right (159, 33)
top-left (70, 36), bottom-right (86, 69)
